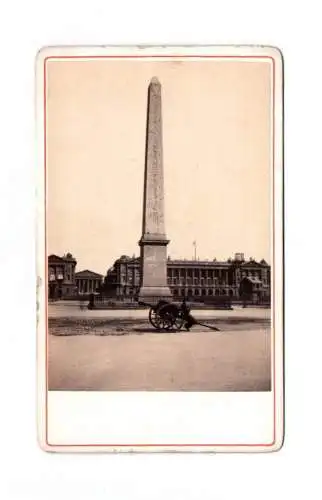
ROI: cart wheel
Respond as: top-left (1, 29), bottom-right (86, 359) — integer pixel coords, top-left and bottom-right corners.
top-left (159, 312), bottom-right (175, 330)
top-left (158, 304), bottom-right (180, 331)
top-left (149, 307), bottom-right (162, 329)
top-left (149, 306), bottom-right (174, 331)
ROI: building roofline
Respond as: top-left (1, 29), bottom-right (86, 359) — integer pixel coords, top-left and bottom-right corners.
top-left (75, 269), bottom-right (103, 278)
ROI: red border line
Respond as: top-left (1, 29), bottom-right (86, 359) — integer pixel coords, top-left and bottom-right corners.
top-left (44, 60), bottom-right (49, 446)
top-left (44, 55), bottom-right (274, 60)
top-left (272, 58), bottom-right (276, 446)
top-left (44, 53), bottom-right (277, 449)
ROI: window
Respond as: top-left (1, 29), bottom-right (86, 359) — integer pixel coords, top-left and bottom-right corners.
top-left (57, 267), bottom-right (64, 280)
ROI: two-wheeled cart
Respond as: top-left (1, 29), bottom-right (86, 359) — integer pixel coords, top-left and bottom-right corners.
top-left (139, 299), bottom-right (220, 332)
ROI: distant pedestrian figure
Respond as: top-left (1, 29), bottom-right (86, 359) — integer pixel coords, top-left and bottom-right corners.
top-left (79, 297), bottom-right (87, 310)
top-left (88, 293), bottom-right (95, 310)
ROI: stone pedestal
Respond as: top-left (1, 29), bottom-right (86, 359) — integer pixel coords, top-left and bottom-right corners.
top-left (138, 77), bottom-right (171, 302)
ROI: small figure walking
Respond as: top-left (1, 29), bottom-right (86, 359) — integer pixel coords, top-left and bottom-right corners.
top-left (79, 296), bottom-right (87, 311)
top-left (88, 293), bottom-right (95, 310)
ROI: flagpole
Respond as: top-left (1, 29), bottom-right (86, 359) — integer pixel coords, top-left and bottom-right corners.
top-left (193, 240), bottom-right (197, 261)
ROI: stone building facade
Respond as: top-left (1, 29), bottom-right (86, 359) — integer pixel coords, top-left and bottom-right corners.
top-left (103, 253), bottom-right (271, 302)
top-left (75, 270), bottom-right (103, 295)
top-left (48, 254), bottom-right (103, 299)
top-left (48, 253), bottom-right (77, 299)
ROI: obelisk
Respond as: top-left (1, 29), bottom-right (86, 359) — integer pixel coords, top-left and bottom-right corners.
top-left (138, 77), bottom-right (171, 302)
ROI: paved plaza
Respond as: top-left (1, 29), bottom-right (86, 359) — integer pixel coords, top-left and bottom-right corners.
top-left (48, 303), bottom-right (271, 392)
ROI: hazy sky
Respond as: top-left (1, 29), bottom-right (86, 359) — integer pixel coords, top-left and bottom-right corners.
top-left (46, 58), bottom-right (272, 275)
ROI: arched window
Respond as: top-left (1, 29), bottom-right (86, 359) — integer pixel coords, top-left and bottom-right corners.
top-left (202, 289), bottom-right (206, 296)
top-left (208, 289), bottom-right (213, 295)
top-left (229, 289), bottom-right (234, 297)
top-left (195, 289), bottom-right (200, 296)
top-left (215, 289), bottom-right (220, 296)
top-left (221, 289), bottom-right (226, 295)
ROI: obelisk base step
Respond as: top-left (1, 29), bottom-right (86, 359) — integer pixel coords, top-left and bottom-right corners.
top-left (138, 287), bottom-right (172, 305)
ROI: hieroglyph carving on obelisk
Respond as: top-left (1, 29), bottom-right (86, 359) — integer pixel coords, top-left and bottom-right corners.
top-left (138, 77), bottom-right (171, 301)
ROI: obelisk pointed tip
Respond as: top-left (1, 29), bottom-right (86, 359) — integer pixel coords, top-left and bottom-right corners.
top-left (150, 76), bottom-right (160, 86)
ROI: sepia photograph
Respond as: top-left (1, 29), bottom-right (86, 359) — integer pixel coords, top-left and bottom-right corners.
top-left (46, 52), bottom-right (274, 393)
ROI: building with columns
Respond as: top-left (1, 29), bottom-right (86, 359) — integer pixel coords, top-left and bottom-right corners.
top-left (75, 270), bottom-right (103, 295)
top-left (48, 254), bottom-right (103, 299)
top-left (103, 253), bottom-right (271, 303)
